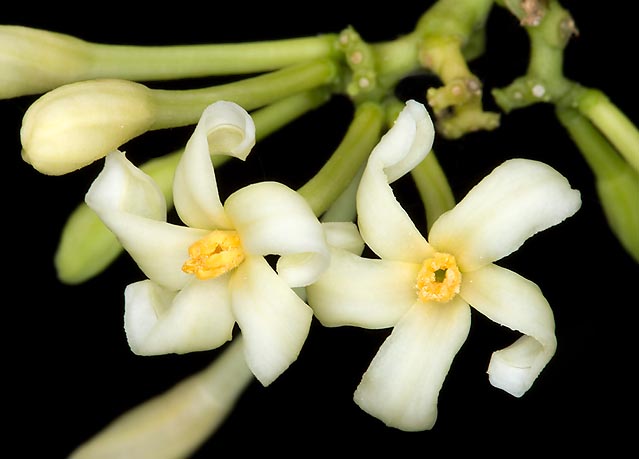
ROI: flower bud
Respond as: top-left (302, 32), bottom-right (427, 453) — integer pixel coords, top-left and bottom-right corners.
top-left (21, 79), bottom-right (157, 175)
top-left (596, 164), bottom-right (639, 262)
top-left (69, 338), bottom-right (253, 459)
top-left (0, 26), bottom-right (92, 99)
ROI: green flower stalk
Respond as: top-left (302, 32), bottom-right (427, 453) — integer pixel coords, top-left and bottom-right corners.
top-left (297, 101), bottom-right (385, 216)
top-left (0, 25), bottom-right (338, 99)
top-left (557, 106), bottom-right (639, 262)
top-left (55, 90), bottom-right (331, 285)
top-left (21, 59), bottom-right (338, 175)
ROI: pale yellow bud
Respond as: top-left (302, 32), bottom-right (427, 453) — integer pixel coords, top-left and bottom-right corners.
top-left (20, 79), bottom-right (157, 175)
top-left (0, 26), bottom-right (92, 99)
top-left (69, 338), bottom-right (253, 459)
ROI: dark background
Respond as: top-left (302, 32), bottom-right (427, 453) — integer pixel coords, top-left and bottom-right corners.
top-left (4, 1), bottom-right (637, 456)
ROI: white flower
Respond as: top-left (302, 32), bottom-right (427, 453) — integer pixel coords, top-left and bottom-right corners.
top-left (306, 99), bottom-right (582, 431)
top-left (86, 101), bottom-right (329, 386)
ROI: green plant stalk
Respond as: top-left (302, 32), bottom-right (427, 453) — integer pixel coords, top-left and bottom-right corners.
top-left (576, 89), bottom-right (639, 174)
top-left (492, 0), bottom-right (574, 111)
top-left (410, 150), bottom-right (456, 230)
top-left (87, 35), bottom-right (339, 79)
top-left (413, 0), bottom-right (500, 138)
top-left (556, 106), bottom-right (639, 262)
top-left (297, 101), bottom-right (385, 216)
top-left (151, 58), bottom-right (339, 129)
top-left (54, 89), bottom-right (331, 284)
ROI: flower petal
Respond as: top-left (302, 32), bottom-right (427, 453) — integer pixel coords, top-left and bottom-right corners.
top-left (306, 248), bottom-right (419, 328)
top-left (229, 256), bottom-right (313, 386)
top-left (225, 181), bottom-right (329, 287)
top-left (322, 221), bottom-right (365, 254)
top-left (124, 277), bottom-right (235, 356)
top-left (85, 151), bottom-right (207, 290)
top-left (173, 101), bottom-right (256, 230)
top-left (429, 158), bottom-right (582, 271)
top-left (356, 100), bottom-right (435, 263)
top-left (459, 263), bottom-right (557, 397)
top-left (353, 298), bottom-right (471, 431)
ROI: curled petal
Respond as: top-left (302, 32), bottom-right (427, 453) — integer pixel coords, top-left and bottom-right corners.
top-left (306, 249), bottom-right (419, 328)
top-left (85, 151), bottom-right (207, 291)
top-left (357, 100), bottom-right (435, 263)
top-left (429, 159), bottom-right (582, 271)
top-left (459, 264), bottom-right (557, 397)
top-left (229, 256), bottom-right (313, 386)
top-left (354, 298), bottom-right (471, 431)
top-left (124, 277), bottom-right (235, 356)
top-left (225, 181), bottom-right (329, 287)
top-left (173, 101), bottom-right (256, 230)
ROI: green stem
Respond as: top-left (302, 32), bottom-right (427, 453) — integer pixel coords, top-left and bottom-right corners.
top-left (414, 0), bottom-right (500, 138)
top-left (297, 101), bottom-right (385, 216)
top-left (151, 58), bottom-right (339, 128)
top-left (87, 35), bottom-right (339, 79)
top-left (555, 106), bottom-right (625, 179)
top-left (410, 150), bottom-right (456, 230)
top-left (576, 89), bottom-right (639, 174)
top-left (492, 0), bottom-right (576, 111)
top-left (556, 106), bottom-right (639, 262)
top-left (54, 89), bottom-right (330, 285)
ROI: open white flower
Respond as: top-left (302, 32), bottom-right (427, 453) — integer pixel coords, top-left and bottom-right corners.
top-left (86, 101), bottom-right (329, 386)
top-left (306, 99), bottom-right (582, 431)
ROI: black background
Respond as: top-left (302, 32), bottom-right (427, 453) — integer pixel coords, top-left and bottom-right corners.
top-left (4, 1), bottom-right (637, 456)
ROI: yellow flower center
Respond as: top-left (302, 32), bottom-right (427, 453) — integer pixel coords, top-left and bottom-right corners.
top-left (182, 230), bottom-right (245, 280)
top-left (415, 252), bottom-right (462, 303)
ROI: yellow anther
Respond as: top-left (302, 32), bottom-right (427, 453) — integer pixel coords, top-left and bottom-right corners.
top-left (182, 230), bottom-right (245, 280)
top-left (415, 252), bottom-right (462, 303)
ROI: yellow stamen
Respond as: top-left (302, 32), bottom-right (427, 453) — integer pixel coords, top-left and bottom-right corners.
top-left (415, 252), bottom-right (462, 303)
top-left (182, 230), bottom-right (245, 280)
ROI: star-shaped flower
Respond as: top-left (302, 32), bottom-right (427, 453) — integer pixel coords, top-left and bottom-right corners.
top-left (86, 101), bottom-right (330, 386)
top-left (306, 100), bottom-right (582, 430)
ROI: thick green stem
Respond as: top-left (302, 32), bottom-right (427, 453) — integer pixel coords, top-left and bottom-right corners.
top-left (410, 151), bottom-right (456, 230)
top-left (297, 102), bottom-right (385, 216)
top-left (150, 58), bottom-right (339, 128)
top-left (492, 0), bottom-right (576, 111)
top-left (577, 89), bottom-right (639, 174)
top-left (557, 106), bottom-right (639, 262)
top-left (87, 35), bottom-right (339, 79)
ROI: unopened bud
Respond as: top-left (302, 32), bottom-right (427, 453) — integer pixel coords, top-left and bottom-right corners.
top-left (21, 79), bottom-right (157, 175)
top-left (0, 26), bottom-right (92, 99)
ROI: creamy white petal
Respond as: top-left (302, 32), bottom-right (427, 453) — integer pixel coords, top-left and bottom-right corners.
top-left (429, 158), bottom-right (582, 271)
top-left (356, 100), bottom-right (435, 263)
top-left (69, 338), bottom-right (252, 459)
top-left (85, 151), bottom-right (207, 290)
top-left (173, 101), bottom-right (256, 230)
top-left (459, 263), bottom-right (556, 397)
top-left (321, 221), bottom-right (365, 254)
top-left (229, 256), bottom-right (313, 386)
top-left (85, 150), bottom-right (166, 221)
top-left (124, 277), bottom-right (235, 356)
top-left (354, 298), bottom-right (471, 431)
top-left (306, 248), bottom-right (419, 328)
top-left (225, 181), bottom-right (329, 287)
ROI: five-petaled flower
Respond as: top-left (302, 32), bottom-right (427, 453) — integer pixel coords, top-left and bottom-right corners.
top-left (306, 100), bottom-right (582, 431)
top-left (86, 101), bottom-right (330, 386)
